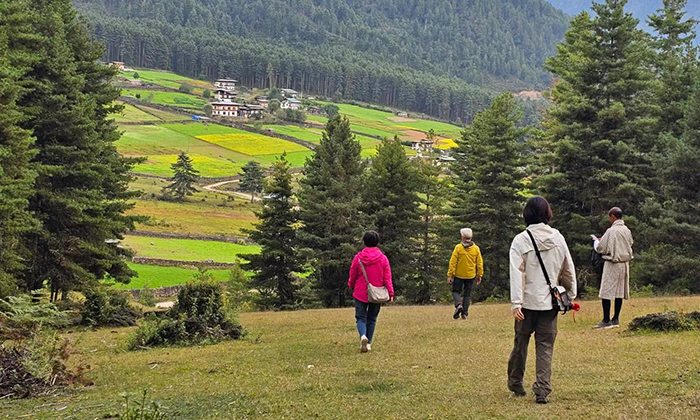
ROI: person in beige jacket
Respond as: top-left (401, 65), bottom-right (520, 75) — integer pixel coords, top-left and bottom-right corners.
top-left (508, 196), bottom-right (576, 404)
top-left (593, 207), bottom-right (634, 329)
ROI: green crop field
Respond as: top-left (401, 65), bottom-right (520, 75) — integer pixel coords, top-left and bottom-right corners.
top-left (123, 69), bottom-right (213, 94)
top-left (132, 154), bottom-right (243, 177)
top-left (4, 296), bottom-right (700, 418)
top-left (121, 89), bottom-right (206, 109)
top-left (109, 263), bottom-right (231, 290)
top-left (261, 124), bottom-right (325, 143)
top-left (197, 132), bottom-right (309, 156)
top-left (257, 150), bottom-right (314, 167)
top-left (162, 122), bottom-right (242, 137)
top-left (112, 102), bottom-right (159, 123)
top-left (122, 235), bottom-right (259, 263)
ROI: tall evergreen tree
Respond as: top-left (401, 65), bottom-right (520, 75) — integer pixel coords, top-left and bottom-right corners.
top-left (538, 1), bottom-right (659, 278)
top-left (0, 0), bottom-right (39, 297)
top-left (239, 161), bottom-right (264, 201)
top-left (451, 93), bottom-right (527, 300)
top-left (362, 137), bottom-right (420, 294)
top-left (164, 152), bottom-right (199, 201)
top-left (297, 115), bottom-right (365, 307)
top-left (19, 0), bottom-right (141, 297)
top-left (242, 154), bottom-right (302, 309)
top-left (408, 156), bottom-right (453, 304)
top-left (649, 0), bottom-right (698, 137)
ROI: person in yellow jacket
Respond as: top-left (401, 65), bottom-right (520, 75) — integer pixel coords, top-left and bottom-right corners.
top-left (447, 228), bottom-right (484, 320)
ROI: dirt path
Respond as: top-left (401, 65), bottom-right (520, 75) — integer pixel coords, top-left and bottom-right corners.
top-left (202, 179), bottom-right (261, 202)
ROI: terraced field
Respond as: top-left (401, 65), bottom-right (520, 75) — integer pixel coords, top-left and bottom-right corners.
top-left (111, 263), bottom-right (232, 289)
top-left (122, 69), bottom-right (213, 95)
top-left (121, 89), bottom-right (206, 109)
top-left (196, 132), bottom-right (309, 156)
top-left (122, 235), bottom-right (259, 263)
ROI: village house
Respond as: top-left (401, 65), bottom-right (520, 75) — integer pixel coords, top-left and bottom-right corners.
top-left (306, 105), bottom-right (323, 116)
top-left (411, 138), bottom-right (436, 154)
top-left (214, 88), bottom-right (237, 101)
top-left (281, 88), bottom-right (299, 99)
top-left (110, 61), bottom-right (126, 70)
top-left (211, 101), bottom-right (242, 118)
top-left (255, 96), bottom-right (270, 108)
top-left (215, 79), bottom-right (237, 90)
top-left (281, 98), bottom-right (302, 110)
top-left (239, 104), bottom-right (265, 119)
top-left (396, 111), bottom-right (409, 118)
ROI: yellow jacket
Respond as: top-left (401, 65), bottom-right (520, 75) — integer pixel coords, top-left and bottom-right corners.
top-left (447, 243), bottom-right (484, 279)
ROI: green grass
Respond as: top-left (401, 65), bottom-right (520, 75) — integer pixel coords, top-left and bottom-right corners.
top-left (127, 198), bottom-right (260, 237)
top-left (123, 69), bottom-right (213, 95)
top-left (257, 150), bottom-right (314, 167)
top-left (3, 296), bottom-right (700, 418)
top-left (161, 122), bottom-right (243, 137)
top-left (121, 89), bottom-right (206, 109)
top-left (261, 124), bottom-right (326, 143)
top-left (122, 235), bottom-right (259, 263)
top-left (112, 102), bottom-right (159, 123)
top-left (132, 154), bottom-right (243, 177)
top-left (110, 263), bottom-right (231, 289)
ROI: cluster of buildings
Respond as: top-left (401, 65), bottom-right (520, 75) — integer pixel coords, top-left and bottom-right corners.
top-left (210, 79), bottom-right (302, 119)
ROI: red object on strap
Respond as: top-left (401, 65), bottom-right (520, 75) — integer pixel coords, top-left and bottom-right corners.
top-left (570, 302), bottom-right (581, 322)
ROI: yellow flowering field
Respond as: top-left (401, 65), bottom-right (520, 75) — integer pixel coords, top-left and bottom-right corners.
top-left (196, 133), bottom-right (309, 156)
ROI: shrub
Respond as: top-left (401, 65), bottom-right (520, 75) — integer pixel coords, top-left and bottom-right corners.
top-left (139, 286), bottom-right (156, 307)
top-left (135, 93), bottom-right (141, 99)
top-left (133, 72), bottom-right (139, 79)
top-left (81, 288), bottom-right (141, 327)
top-left (0, 296), bottom-right (84, 399)
top-left (178, 83), bottom-right (193, 94)
top-left (203, 89), bottom-right (211, 99)
top-left (629, 311), bottom-right (700, 332)
top-left (128, 278), bottom-right (242, 350)
top-left (119, 389), bottom-right (166, 420)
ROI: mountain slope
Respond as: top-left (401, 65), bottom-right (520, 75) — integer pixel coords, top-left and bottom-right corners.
top-left (72, 0), bottom-right (569, 122)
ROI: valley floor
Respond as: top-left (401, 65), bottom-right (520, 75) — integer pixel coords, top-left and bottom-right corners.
top-left (2, 297), bottom-right (700, 419)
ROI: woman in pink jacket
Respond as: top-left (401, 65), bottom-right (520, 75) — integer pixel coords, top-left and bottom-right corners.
top-left (348, 231), bottom-right (394, 353)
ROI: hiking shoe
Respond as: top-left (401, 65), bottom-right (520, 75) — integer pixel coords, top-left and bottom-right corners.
top-left (461, 313), bottom-right (467, 320)
top-left (611, 319), bottom-right (620, 328)
top-left (535, 396), bottom-right (549, 404)
top-left (508, 386), bottom-right (527, 397)
top-left (453, 305), bottom-right (463, 319)
top-left (593, 321), bottom-right (613, 330)
top-left (360, 335), bottom-right (369, 353)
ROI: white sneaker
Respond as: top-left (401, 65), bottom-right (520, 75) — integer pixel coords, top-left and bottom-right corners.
top-left (360, 335), bottom-right (369, 353)
top-left (366, 343), bottom-right (372, 352)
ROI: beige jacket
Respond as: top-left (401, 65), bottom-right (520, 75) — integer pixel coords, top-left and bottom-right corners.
top-left (596, 219), bottom-right (633, 263)
top-left (509, 223), bottom-right (577, 311)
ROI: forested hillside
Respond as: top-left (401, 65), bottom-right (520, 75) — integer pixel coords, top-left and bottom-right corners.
top-left (72, 0), bottom-right (569, 122)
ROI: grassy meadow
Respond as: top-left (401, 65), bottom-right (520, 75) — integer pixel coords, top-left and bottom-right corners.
top-left (121, 89), bottom-right (206, 109)
top-left (197, 132), bottom-right (309, 156)
top-left (2, 296), bottom-right (699, 419)
top-left (123, 69), bottom-right (213, 95)
top-left (110, 263), bottom-right (232, 289)
top-left (122, 235), bottom-right (259, 263)
top-left (112, 102), bottom-right (160, 123)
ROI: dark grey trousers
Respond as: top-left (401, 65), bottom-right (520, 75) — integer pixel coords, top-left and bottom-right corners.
top-left (507, 308), bottom-right (558, 397)
top-left (451, 276), bottom-right (475, 315)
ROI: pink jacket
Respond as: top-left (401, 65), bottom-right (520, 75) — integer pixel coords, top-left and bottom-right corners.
top-left (348, 247), bottom-right (394, 303)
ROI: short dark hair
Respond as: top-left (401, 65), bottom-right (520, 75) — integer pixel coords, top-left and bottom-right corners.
top-left (363, 231), bottom-right (380, 247)
top-left (523, 196), bottom-right (552, 226)
top-left (609, 207), bottom-right (623, 219)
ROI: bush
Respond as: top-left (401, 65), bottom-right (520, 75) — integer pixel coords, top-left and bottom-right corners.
top-left (128, 279), bottom-right (242, 350)
top-left (139, 287), bottom-right (156, 307)
top-left (203, 89), bottom-right (211, 99)
top-left (133, 72), bottom-right (139, 79)
top-left (178, 83), bottom-right (193, 94)
top-left (0, 296), bottom-right (85, 399)
top-left (629, 311), bottom-right (700, 332)
top-left (119, 390), bottom-right (166, 420)
top-left (81, 288), bottom-right (141, 327)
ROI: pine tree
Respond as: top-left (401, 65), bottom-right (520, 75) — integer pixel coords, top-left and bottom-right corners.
top-left (242, 154), bottom-right (302, 309)
top-left (451, 93), bottom-right (527, 300)
top-left (164, 152), bottom-right (199, 201)
top-left (538, 1), bottom-right (659, 277)
top-left (297, 115), bottom-right (365, 307)
top-left (239, 161), bottom-right (264, 201)
top-left (649, 0), bottom-right (698, 137)
top-left (0, 0), bottom-right (39, 297)
top-left (19, 0), bottom-right (141, 297)
top-left (408, 156), bottom-right (453, 304)
top-left (362, 137), bottom-right (420, 294)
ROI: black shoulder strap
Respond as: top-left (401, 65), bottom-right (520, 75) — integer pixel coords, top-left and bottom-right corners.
top-left (526, 229), bottom-right (552, 288)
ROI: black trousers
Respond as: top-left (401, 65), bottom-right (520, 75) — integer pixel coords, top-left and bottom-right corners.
top-left (451, 276), bottom-right (475, 315)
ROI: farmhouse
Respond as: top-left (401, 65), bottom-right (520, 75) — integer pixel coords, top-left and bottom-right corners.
top-left (396, 111), bottom-right (409, 118)
top-left (239, 104), bottom-right (265, 119)
top-left (256, 96), bottom-right (270, 108)
top-left (214, 88), bottom-right (237, 101)
top-left (211, 101), bottom-right (242, 118)
top-left (215, 79), bottom-right (237, 89)
top-left (306, 106), bottom-right (323, 116)
top-left (281, 98), bottom-right (302, 110)
top-left (281, 88), bottom-right (299, 99)
top-left (411, 139), bottom-right (436, 153)
top-left (110, 61), bottom-right (126, 70)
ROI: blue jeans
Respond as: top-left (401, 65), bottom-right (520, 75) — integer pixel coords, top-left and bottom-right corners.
top-left (355, 299), bottom-right (381, 343)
